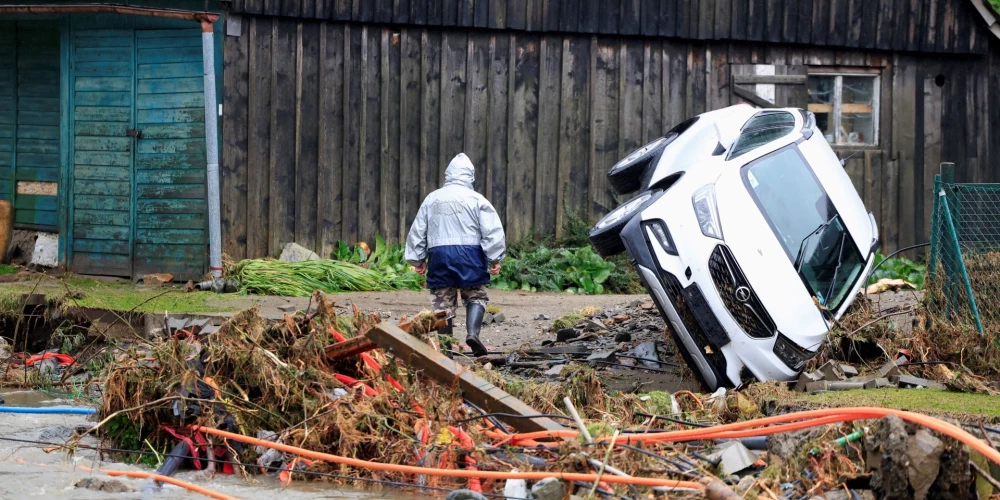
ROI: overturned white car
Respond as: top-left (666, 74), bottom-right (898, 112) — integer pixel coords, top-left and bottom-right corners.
top-left (590, 104), bottom-right (878, 390)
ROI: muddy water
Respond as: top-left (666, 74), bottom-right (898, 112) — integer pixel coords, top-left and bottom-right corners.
top-left (0, 389), bottom-right (419, 499)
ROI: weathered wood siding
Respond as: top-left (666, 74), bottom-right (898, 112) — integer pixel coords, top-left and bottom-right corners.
top-left (227, 0), bottom-right (993, 55)
top-left (222, 15), bottom-right (1000, 260)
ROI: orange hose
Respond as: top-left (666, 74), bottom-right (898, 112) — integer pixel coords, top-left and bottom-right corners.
top-left (81, 467), bottom-right (238, 500)
top-left (194, 425), bottom-right (702, 490)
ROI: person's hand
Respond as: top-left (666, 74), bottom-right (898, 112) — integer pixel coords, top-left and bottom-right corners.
top-left (489, 262), bottom-right (501, 275)
top-left (412, 262), bottom-right (426, 276)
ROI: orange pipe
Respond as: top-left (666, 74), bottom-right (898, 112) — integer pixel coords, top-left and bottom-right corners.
top-left (82, 468), bottom-right (237, 500)
top-left (194, 425), bottom-right (703, 490)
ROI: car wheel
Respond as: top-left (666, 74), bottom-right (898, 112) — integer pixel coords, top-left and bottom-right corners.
top-left (607, 136), bottom-right (669, 195)
top-left (589, 190), bottom-right (659, 257)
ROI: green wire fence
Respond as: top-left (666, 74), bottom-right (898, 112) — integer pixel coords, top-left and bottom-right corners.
top-left (927, 162), bottom-right (999, 334)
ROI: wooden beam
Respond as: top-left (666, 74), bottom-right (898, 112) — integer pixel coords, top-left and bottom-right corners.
top-left (732, 74), bottom-right (807, 85)
top-left (324, 335), bottom-right (376, 359)
top-left (367, 322), bottom-right (567, 433)
top-left (732, 85), bottom-right (776, 108)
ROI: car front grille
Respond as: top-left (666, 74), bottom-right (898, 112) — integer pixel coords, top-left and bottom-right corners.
top-left (661, 271), bottom-right (729, 377)
top-left (708, 245), bottom-right (777, 339)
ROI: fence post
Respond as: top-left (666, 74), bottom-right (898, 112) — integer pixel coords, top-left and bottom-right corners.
top-left (941, 162), bottom-right (955, 184)
top-left (940, 193), bottom-right (985, 334)
top-left (928, 173), bottom-right (940, 281)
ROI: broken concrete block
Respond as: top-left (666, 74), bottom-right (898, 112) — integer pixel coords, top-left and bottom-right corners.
top-left (863, 377), bottom-right (893, 389)
top-left (586, 350), bottom-right (617, 362)
top-left (279, 242), bottom-right (320, 263)
top-left (828, 381), bottom-right (866, 391)
top-left (877, 359), bottom-right (901, 378)
top-left (839, 364), bottom-right (859, 377)
top-left (796, 371), bottom-right (823, 392)
top-left (907, 429), bottom-right (945, 500)
top-left (582, 319), bottom-right (605, 332)
top-left (818, 360), bottom-right (846, 381)
top-left (143, 273), bottom-right (174, 286)
top-left (483, 313), bottom-right (495, 325)
top-left (806, 381), bottom-right (829, 393)
top-left (555, 328), bottom-right (579, 342)
top-left (494, 313), bottom-right (506, 323)
top-left (31, 232), bottom-right (59, 267)
top-left (891, 375), bottom-right (929, 388)
top-left (278, 304), bottom-right (298, 313)
top-left (926, 380), bottom-right (948, 391)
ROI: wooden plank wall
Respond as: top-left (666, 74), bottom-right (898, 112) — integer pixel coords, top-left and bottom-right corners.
top-left (227, 0), bottom-right (993, 56)
top-left (221, 16), bottom-right (997, 260)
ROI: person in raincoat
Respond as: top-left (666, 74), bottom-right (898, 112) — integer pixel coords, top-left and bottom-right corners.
top-left (405, 153), bottom-right (506, 357)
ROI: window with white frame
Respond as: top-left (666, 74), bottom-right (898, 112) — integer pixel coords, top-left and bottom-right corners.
top-left (807, 74), bottom-right (880, 146)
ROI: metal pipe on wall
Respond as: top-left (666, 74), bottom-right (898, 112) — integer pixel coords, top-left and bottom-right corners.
top-left (200, 20), bottom-right (223, 279)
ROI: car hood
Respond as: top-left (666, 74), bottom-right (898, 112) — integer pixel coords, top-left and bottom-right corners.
top-left (713, 169), bottom-right (830, 350)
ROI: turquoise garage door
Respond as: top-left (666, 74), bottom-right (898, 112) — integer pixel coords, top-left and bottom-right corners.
top-left (70, 26), bottom-right (207, 280)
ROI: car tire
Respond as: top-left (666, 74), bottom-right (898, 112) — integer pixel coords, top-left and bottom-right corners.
top-left (607, 136), bottom-right (669, 195)
top-left (589, 190), bottom-right (659, 257)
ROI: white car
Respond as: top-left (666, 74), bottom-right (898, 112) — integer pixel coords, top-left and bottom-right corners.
top-left (590, 104), bottom-right (878, 390)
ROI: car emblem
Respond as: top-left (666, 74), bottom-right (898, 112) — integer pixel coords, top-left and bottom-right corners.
top-left (735, 286), bottom-right (751, 302)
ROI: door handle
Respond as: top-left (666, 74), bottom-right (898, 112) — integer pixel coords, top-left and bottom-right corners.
top-left (126, 128), bottom-right (143, 139)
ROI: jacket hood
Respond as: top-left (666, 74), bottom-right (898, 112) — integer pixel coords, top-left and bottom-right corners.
top-left (445, 153), bottom-right (475, 188)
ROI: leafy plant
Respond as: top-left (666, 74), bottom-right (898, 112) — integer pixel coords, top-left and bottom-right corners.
top-left (491, 246), bottom-right (614, 295)
top-left (868, 252), bottom-right (926, 289)
top-left (0, 264), bottom-right (16, 275)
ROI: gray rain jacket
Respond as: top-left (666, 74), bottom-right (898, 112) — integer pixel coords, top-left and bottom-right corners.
top-left (404, 153), bottom-right (506, 289)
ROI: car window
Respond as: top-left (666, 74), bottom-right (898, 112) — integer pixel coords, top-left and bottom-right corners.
top-left (728, 111), bottom-right (796, 160)
top-left (742, 146), bottom-right (865, 310)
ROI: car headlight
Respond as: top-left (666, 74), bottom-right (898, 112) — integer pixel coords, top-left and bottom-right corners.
top-left (772, 333), bottom-right (815, 371)
top-left (643, 220), bottom-right (677, 255)
top-left (692, 184), bottom-right (723, 240)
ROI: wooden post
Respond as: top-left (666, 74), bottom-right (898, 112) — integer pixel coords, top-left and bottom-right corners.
top-left (0, 200), bottom-right (11, 264)
top-left (367, 322), bottom-right (566, 433)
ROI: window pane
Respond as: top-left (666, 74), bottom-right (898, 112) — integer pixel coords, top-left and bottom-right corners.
top-left (729, 111), bottom-right (796, 159)
top-left (841, 76), bottom-right (876, 145)
top-left (807, 76), bottom-right (835, 142)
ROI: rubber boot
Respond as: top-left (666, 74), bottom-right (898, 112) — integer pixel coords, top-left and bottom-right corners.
top-left (465, 303), bottom-right (488, 357)
top-left (440, 318), bottom-right (455, 358)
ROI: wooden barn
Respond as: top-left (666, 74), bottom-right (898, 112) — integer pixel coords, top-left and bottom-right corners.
top-left (4, 0), bottom-right (1000, 279)
top-left (220, 0), bottom-right (1000, 265)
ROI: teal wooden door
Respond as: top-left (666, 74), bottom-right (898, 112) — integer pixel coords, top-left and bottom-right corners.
top-left (134, 29), bottom-right (207, 279)
top-left (71, 28), bottom-right (136, 276)
top-left (70, 26), bottom-right (207, 280)
top-left (0, 21), bottom-right (61, 231)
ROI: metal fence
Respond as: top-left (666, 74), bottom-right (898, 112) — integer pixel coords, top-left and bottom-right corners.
top-left (927, 163), bottom-right (1000, 334)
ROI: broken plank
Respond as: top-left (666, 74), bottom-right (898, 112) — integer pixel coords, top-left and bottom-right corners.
top-left (367, 323), bottom-right (566, 433)
top-left (324, 335), bottom-right (376, 359)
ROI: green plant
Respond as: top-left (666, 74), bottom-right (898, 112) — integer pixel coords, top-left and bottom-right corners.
top-left (868, 252), bottom-right (926, 289)
top-left (491, 246), bottom-right (614, 294)
top-left (0, 264), bottom-right (17, 275)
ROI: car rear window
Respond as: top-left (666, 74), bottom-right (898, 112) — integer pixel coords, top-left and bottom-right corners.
top-left (727, 111), bottom-right (796, 160)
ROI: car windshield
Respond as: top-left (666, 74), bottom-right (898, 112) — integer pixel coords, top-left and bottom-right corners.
top-left (742, 147), bottom-right (865, 310)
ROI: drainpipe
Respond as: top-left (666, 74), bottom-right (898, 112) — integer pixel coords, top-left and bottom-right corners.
top-left (200, 18), bottom-right (223, 279)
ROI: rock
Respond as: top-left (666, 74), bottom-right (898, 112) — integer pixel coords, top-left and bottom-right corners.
top-left (504, 475), bottom-right (528, 499)
top-left (530, 478), bottom-right (566, 500)
top-left (632, 341), bottom-right (660, 369)
top-left (867, 415), bottom-right (911, 500)
top-left (640, 301), bottom-right (654, 310)
top-left (646, 322), bottom-right (659, 330)
top-left (795, 371), bottom-right (823, 392)
top-left (629, 300), bottom-right (642, 308)
top-left (534, 314), bottom-right (551, 321)
top-left (494, 313), bottom-right (506, 323)
top-left (278, 304), bottom-right (298, 313)
top-left (30, 232), bottom-right (58, 267)
top-left (612, 314), bottom-right (629, 323)
top-left (613, 331), bottom-right (632, 342)
top-left (540, 340), bottom-right (554, 347)
top-left (582, 320), bottom-right (605, 332)
top-left (818, 360), bottom-right (846, 381)
top-left (445, 490), bottom-right (488, 500)
top-left (736, 475), bottom-right (756, 494)
top-left (279, 242), bottom-right (320, 263)
top-left (930, 431), bottom-right (971, 498)
top-left (483, 313), bottom-right (495, 325)
top-left (183, 280), bottom-right (196, 292)
top-left (556, 328), bottom-right (579, 342)
top-left (75, 478), bottom-right (134, 493)
top-left (907, 429), bottom-right (945, 500)
top-left (37, 426), bottom-right (77, 442)
top-left (768, 427), bottom-right (828, 458)
top-left (709, 441), bottom-right (759, 475)
top-left (586, 350), bottom-right (616, 362)
top-left (143, 273), bottom-right (173, 286)
top-left (546, 365), bottom-right (567, 377)
top-left (618, 357), bottom-right (636, 366)
top-left (926, 380), bottom-right (948, 391)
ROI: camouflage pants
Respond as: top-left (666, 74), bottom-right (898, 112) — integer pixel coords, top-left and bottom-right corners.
top-left (431, 286), bottom-right (489, 319)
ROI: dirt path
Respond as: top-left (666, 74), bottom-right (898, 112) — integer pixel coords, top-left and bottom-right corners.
top-left (212, 289), bottom-right (647, 350)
